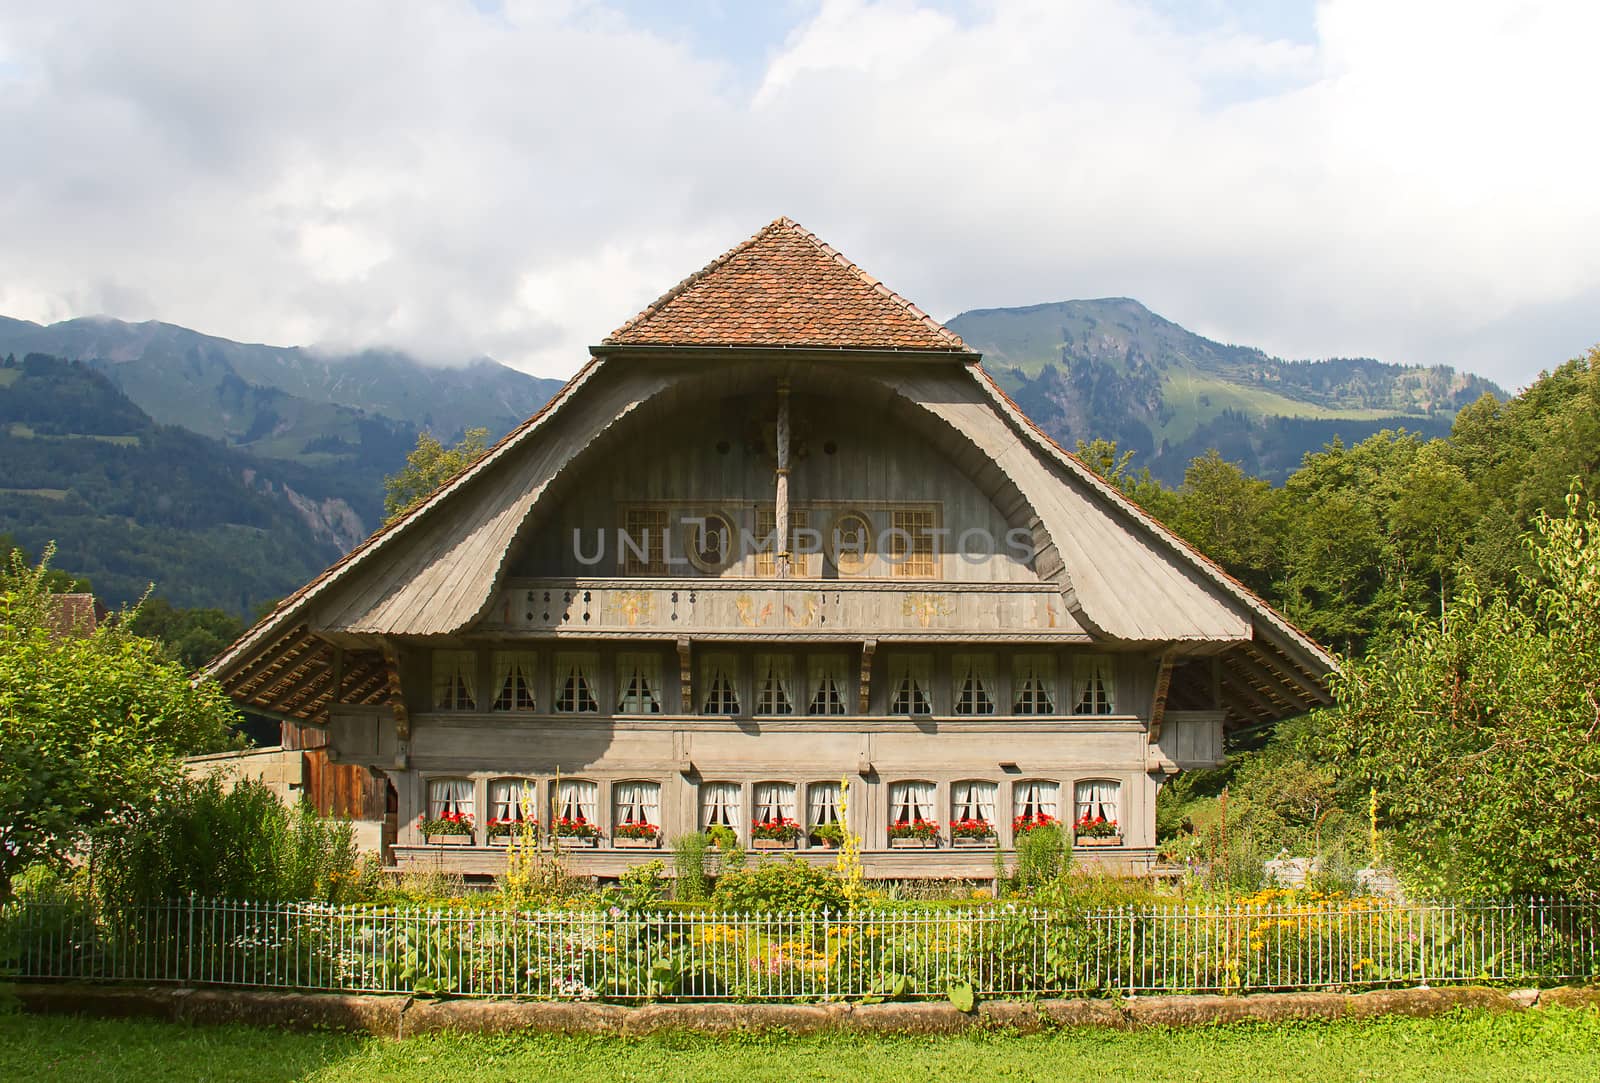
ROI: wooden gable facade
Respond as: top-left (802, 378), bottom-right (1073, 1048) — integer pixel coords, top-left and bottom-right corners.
top-left (204, 218), bottom-right (1336, 876)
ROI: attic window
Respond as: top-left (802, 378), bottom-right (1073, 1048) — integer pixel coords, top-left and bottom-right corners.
top-left (620, 507), bottom-right (668, 575)
top-left (554, 653), bottom-right (599, 713)
top-left (432, 650), bottom-right (477, 711)
top-left (829, 511), bottom-right (872, 576)
top-left (684, 512), bottom-right (736, 574)
top-left (755, 506), bottom-right (814, 577)
top-left (888, 508), bottom-right (938, 579)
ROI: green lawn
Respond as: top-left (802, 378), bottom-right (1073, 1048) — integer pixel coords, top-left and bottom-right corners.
top-left (3, 1008), bottom-right (1599, 1083)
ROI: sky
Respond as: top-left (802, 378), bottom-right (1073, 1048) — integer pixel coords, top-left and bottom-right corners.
top-left (0, 0), bottom-right (1595, 389)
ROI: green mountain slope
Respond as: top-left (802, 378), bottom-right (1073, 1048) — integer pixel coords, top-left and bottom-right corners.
top-left (950, 299), bottom-right (1505, 483)
top-left (0, 353), bottom-right (357, 613)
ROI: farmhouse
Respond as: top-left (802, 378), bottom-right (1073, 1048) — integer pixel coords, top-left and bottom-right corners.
top-left (203, 218), bottom-right (1335, 877)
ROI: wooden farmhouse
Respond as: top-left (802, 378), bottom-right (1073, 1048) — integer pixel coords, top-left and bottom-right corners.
top-left (204, 218), bottom-right (1336, 878)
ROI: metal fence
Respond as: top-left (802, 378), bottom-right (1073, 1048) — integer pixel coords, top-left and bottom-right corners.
top-left (3, 896), bottom-right (1596, 1001)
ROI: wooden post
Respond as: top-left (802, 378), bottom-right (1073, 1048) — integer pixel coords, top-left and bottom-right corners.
top-left (775, 377), bottom-right (791, 579)
top-left (858, 639), bottom-right (876, 715)
top-left (677, 638), bottom-right (693, 713)
top-left (381, 643), bottom-right (410, 769)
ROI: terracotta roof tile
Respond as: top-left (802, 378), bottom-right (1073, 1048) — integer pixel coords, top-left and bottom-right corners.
top-left (605, 217), bottom-right (970, 352)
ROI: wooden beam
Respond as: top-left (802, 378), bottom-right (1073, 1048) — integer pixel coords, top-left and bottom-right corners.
top-left (1147, 648), bottom-right (1177, 745)
top-left (858, 639), bottom-right (877, 714)
top-left (1228, 650), bottom-right (1310, 713)
top-left (381, 642), bottom-right (410, 769)
top-left (1245, 644), bottom-right (1334, 705)
top-left (1219, 685), bottom-right (1269, 728)
top-left (677, 638), bottom-right (693, 713)
top-left (1220, 661), bottom-right (1280, 719)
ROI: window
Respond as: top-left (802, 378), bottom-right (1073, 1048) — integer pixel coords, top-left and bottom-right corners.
top-left (754, 654), bottom-right (795, 715)
top-left (614, 780), bottom-right (661, 827)
top-left (888, 780), bottom-right (937, 824)
top-left (491, 651), bottom-right (537, 712)
top-left (684, 511), bottom-right (736, 574)
top-left (621, 506), bottom-right (668, 575)
top-left (700, 654), bottom-right (740, 715)
top-left (951, 780), bottom-right (997, 825)
top-left (488, 778), bottom-right (535, 823)
top-left (427, 777), bottom-right (475, 819)
top-left (701, 781), bottom-right (741, 829)
top-left (952, 653), bottom-right (996, 715)
top-left (1013, 780), bottom-right (1060, 824)
top-left (887, 507), bottom-right (938, 578)
top-left (753, 781), bottom-right (797, 827)
top-left (888, 655), bottom-right (933, 716)
top-left (1074, 779), bottom-right (1120, 825)
top-left (828, 511), bottom-right (873, 576)
top-left (616, 652), bottom-right (663, 714)
top-left (554, 653), bottom-right (599, 713)
top-left (1012, 654), bottom-right (1057, 715)
top-left (807, 781), bottom-right (842, 827)
top-left (1072, 655), bottom-right (1117, 715)
top-left (556, 778), bottom-right (598, 823)
top-left (806, 654), bottom-right (848, 715)
top-left (432, 650), bottom-right (477, 711)
top-left (755, 505), bottom-right (814, 577)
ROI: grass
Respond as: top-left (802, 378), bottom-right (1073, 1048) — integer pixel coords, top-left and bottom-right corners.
top-left (2, 1007), bottom-right (1598, 1082)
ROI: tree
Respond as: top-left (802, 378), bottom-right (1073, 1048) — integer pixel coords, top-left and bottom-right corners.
top-left (1324, 487), bottom-right (1600, 899)
top-left (128, 596), bottom-right (246, 671)
top-left (382, 427), bottom-right (490, 523)
top-left (1169, 450), bottom-right (1281, 596)
top-left (0, 546), bottom-right (238, 897)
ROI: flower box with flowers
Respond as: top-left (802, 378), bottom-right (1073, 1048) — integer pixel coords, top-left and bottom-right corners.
top-left (949, 818), bottom-right (996, 847)
top-left (887, 818), bottom-right (940, 848)
top-left (1074, 815), bottom-right (1120, 846)
top-left (421, 812), bottom-right (474, 845)
top-left (613, 822), bottom-right (661, 848)
top-left (751, 817), bottom-right (801, 849)
top-left (554, 817), bottom-right (601, 847)
top-left (1013, 813), bottom-right (1058, 838)
top-left (485, 819), bottom-right (536, 844)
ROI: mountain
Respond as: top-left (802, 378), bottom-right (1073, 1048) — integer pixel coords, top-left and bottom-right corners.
top-left (949, 299), bottom-right (1505, 484)
top-left (0, 352), bottom-right (355, 612)
top-left (0, 315), bottom-right (566, 528)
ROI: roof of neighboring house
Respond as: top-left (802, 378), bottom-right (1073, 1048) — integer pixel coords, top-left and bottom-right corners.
top-left (46, 593), bottom-right (103, 639)
top-left (604, 217), bottom-right (971, 352)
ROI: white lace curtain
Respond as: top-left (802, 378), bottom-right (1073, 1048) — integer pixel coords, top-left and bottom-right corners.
top-left (701, 657), bottom-right (740, 715)
top-left (614, 780), bottom-right (661, 825)
top-left (1075, 780), bottom-right (1120, 824)
top-left (1012, 655), bottom-right (1057, 714)
top-left (889, 657), bottom-right (933, 716)
top-left (952, 654), bottom-right (996, 715)
top-left (889, 780), bottom-right (936, 823)
top-left (1014, 780), bottom-right (1059, 821)
top-left (616, 653), bottom-right (662, 714)
top-left (557, 779), bottom-right (598, 822)
top-left (555, 654), bottom-right (598, 713)
top-left (701, 781), bottom-right (741, 827)
top-left (427, 778), bottom-right (474, 818)
top-left (754, 655), bottom-right (795, 715)
top-left (951, 780), bottom-right (997, 823)
top-left (753, 782), bottom-right (797, 823)
top-left (806, 656), bottom-right (847, 715)
top-left (807, 782), bottom-right (842, 826)
top-left (1072, 655), bottom-right (1116, 715)
top-left (432, 651), bottom-right (477, 711)
top-left (488, 779), bottom-right (534, 821)
top-left (491, 651), bottom-right (537, 712)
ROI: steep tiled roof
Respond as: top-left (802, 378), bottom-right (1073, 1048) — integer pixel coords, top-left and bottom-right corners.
top-left (604, 217), bottom-right (970, 351)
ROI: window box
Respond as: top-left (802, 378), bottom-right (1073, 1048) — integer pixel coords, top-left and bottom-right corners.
top-left (613, 836), bottom-right (661, 849)
top-left (427, 833), bottom-right (474, 847)
top-left (556, 835), bottom-right (599, 849)
top-left (951, 835), bottom-right (995, 848)
top-left (753, 837), bottom-right (798, 851)
top-left (889, 837), bottom-right (939, 849)
top-left (1075, 835), bottom-right (1122, 848)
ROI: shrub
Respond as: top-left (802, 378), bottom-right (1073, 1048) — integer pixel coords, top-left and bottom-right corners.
top-left (710, 858), bottom-right (847, 913)
top-left (616, 860), bottom-right (668, 910)
top-left (672, 832), bottom-right (711, 901)
top-left (1012, 821), bottom-right (1069, 893)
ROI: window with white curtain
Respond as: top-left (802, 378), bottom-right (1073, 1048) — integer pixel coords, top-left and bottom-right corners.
top-left (554, 653), bottom-right (599, 713)
top-left (701, 781), bottom-right (741, 828)
top-left (1072, 655), bottom-right (1117, 715)
top-left (491, 651), bottom-right (537, 712)
top-left (1074, 779), bottom-right (1120, 824)
top-left (754, 655), bottom-right (795, 715)
top-left (753, 782), bottom-right (797, 824)
top-left (556, 778), bottom-right (598, 823)
top-left (1012, 654), bottom-right (1057, 714)
top-left (952, 653), bottom-right (996, 715)
top-left (613, 780), bottom-right (661, 826)
top-left (888, 780), bottom-right (937, 824)
top-left (1013, 780), bottom-right (1060, 822)
top-left (616, 652), bottom-right (663, 714)
top-left (888, 655), bottom-right (932, 716)
top-left (807, 781), bottom-right (842, 826)
top-left (432, 651), bottom-right (477, 711)
top-left (488, 778), bottom-right (535, 822)
top-left (806, 654), bottom-right (848, 715)
top-left (951, 780), bottom-right (998, 824)
top-left (427, 777), bottom-right (475, 819)
top-left (700, 655), bottom-right (740, 715)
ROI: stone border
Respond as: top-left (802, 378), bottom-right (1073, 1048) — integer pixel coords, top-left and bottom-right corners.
top-left (11, 982), bottom-right (1599, 1039)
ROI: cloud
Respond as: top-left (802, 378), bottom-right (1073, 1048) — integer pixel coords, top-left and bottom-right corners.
top-left (0, 0), bottom-right (1595, 387)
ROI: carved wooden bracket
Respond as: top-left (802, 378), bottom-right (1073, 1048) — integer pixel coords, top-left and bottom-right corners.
top-left (381, 642), bottom-right (410, 769)
top-left (858, 639), bottom-right (877, 714)
top-left (677, 638), bottom-right (693, 713)
top-left (1147, 648), bottom-right (1177, 745)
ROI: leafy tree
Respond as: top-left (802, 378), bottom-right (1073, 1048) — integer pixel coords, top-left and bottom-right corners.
top-left (1324, 487), bottom-right (1600, 899)
top-left (128, 596), bottom-right (245, 671)
top-left (382, 427), bottom-right (490, 523)
top-left (0, 546), bottom-right (238, 897)
top-left (1168, 450), bottom-right (1281, 596)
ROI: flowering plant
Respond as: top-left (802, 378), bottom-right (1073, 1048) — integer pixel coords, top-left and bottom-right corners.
top-left (420, 810), bottom-right (473, 836)
top-left (614, 821), bottom-right (660, 841)
top-left (949, 817), bottom-right (995, 839)
top-left (887, 817), bottom-right (940, 841)
top-left (1075, 814), bottom-right (1119, 839)
top-left (810, 821), bottom-right (844, 845)
top-left (751, 817), bottom-right (801, 841)
top-left (1013, 813), bottom-right (1057, 835)
top-left (486, 817), bottom-right (535, 838)
top-left (554, 815), bottom-right (601, 839)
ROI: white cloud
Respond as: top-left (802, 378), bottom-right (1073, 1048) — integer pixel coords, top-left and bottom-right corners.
top-left (0, 0), bottom-right (1595, 387)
